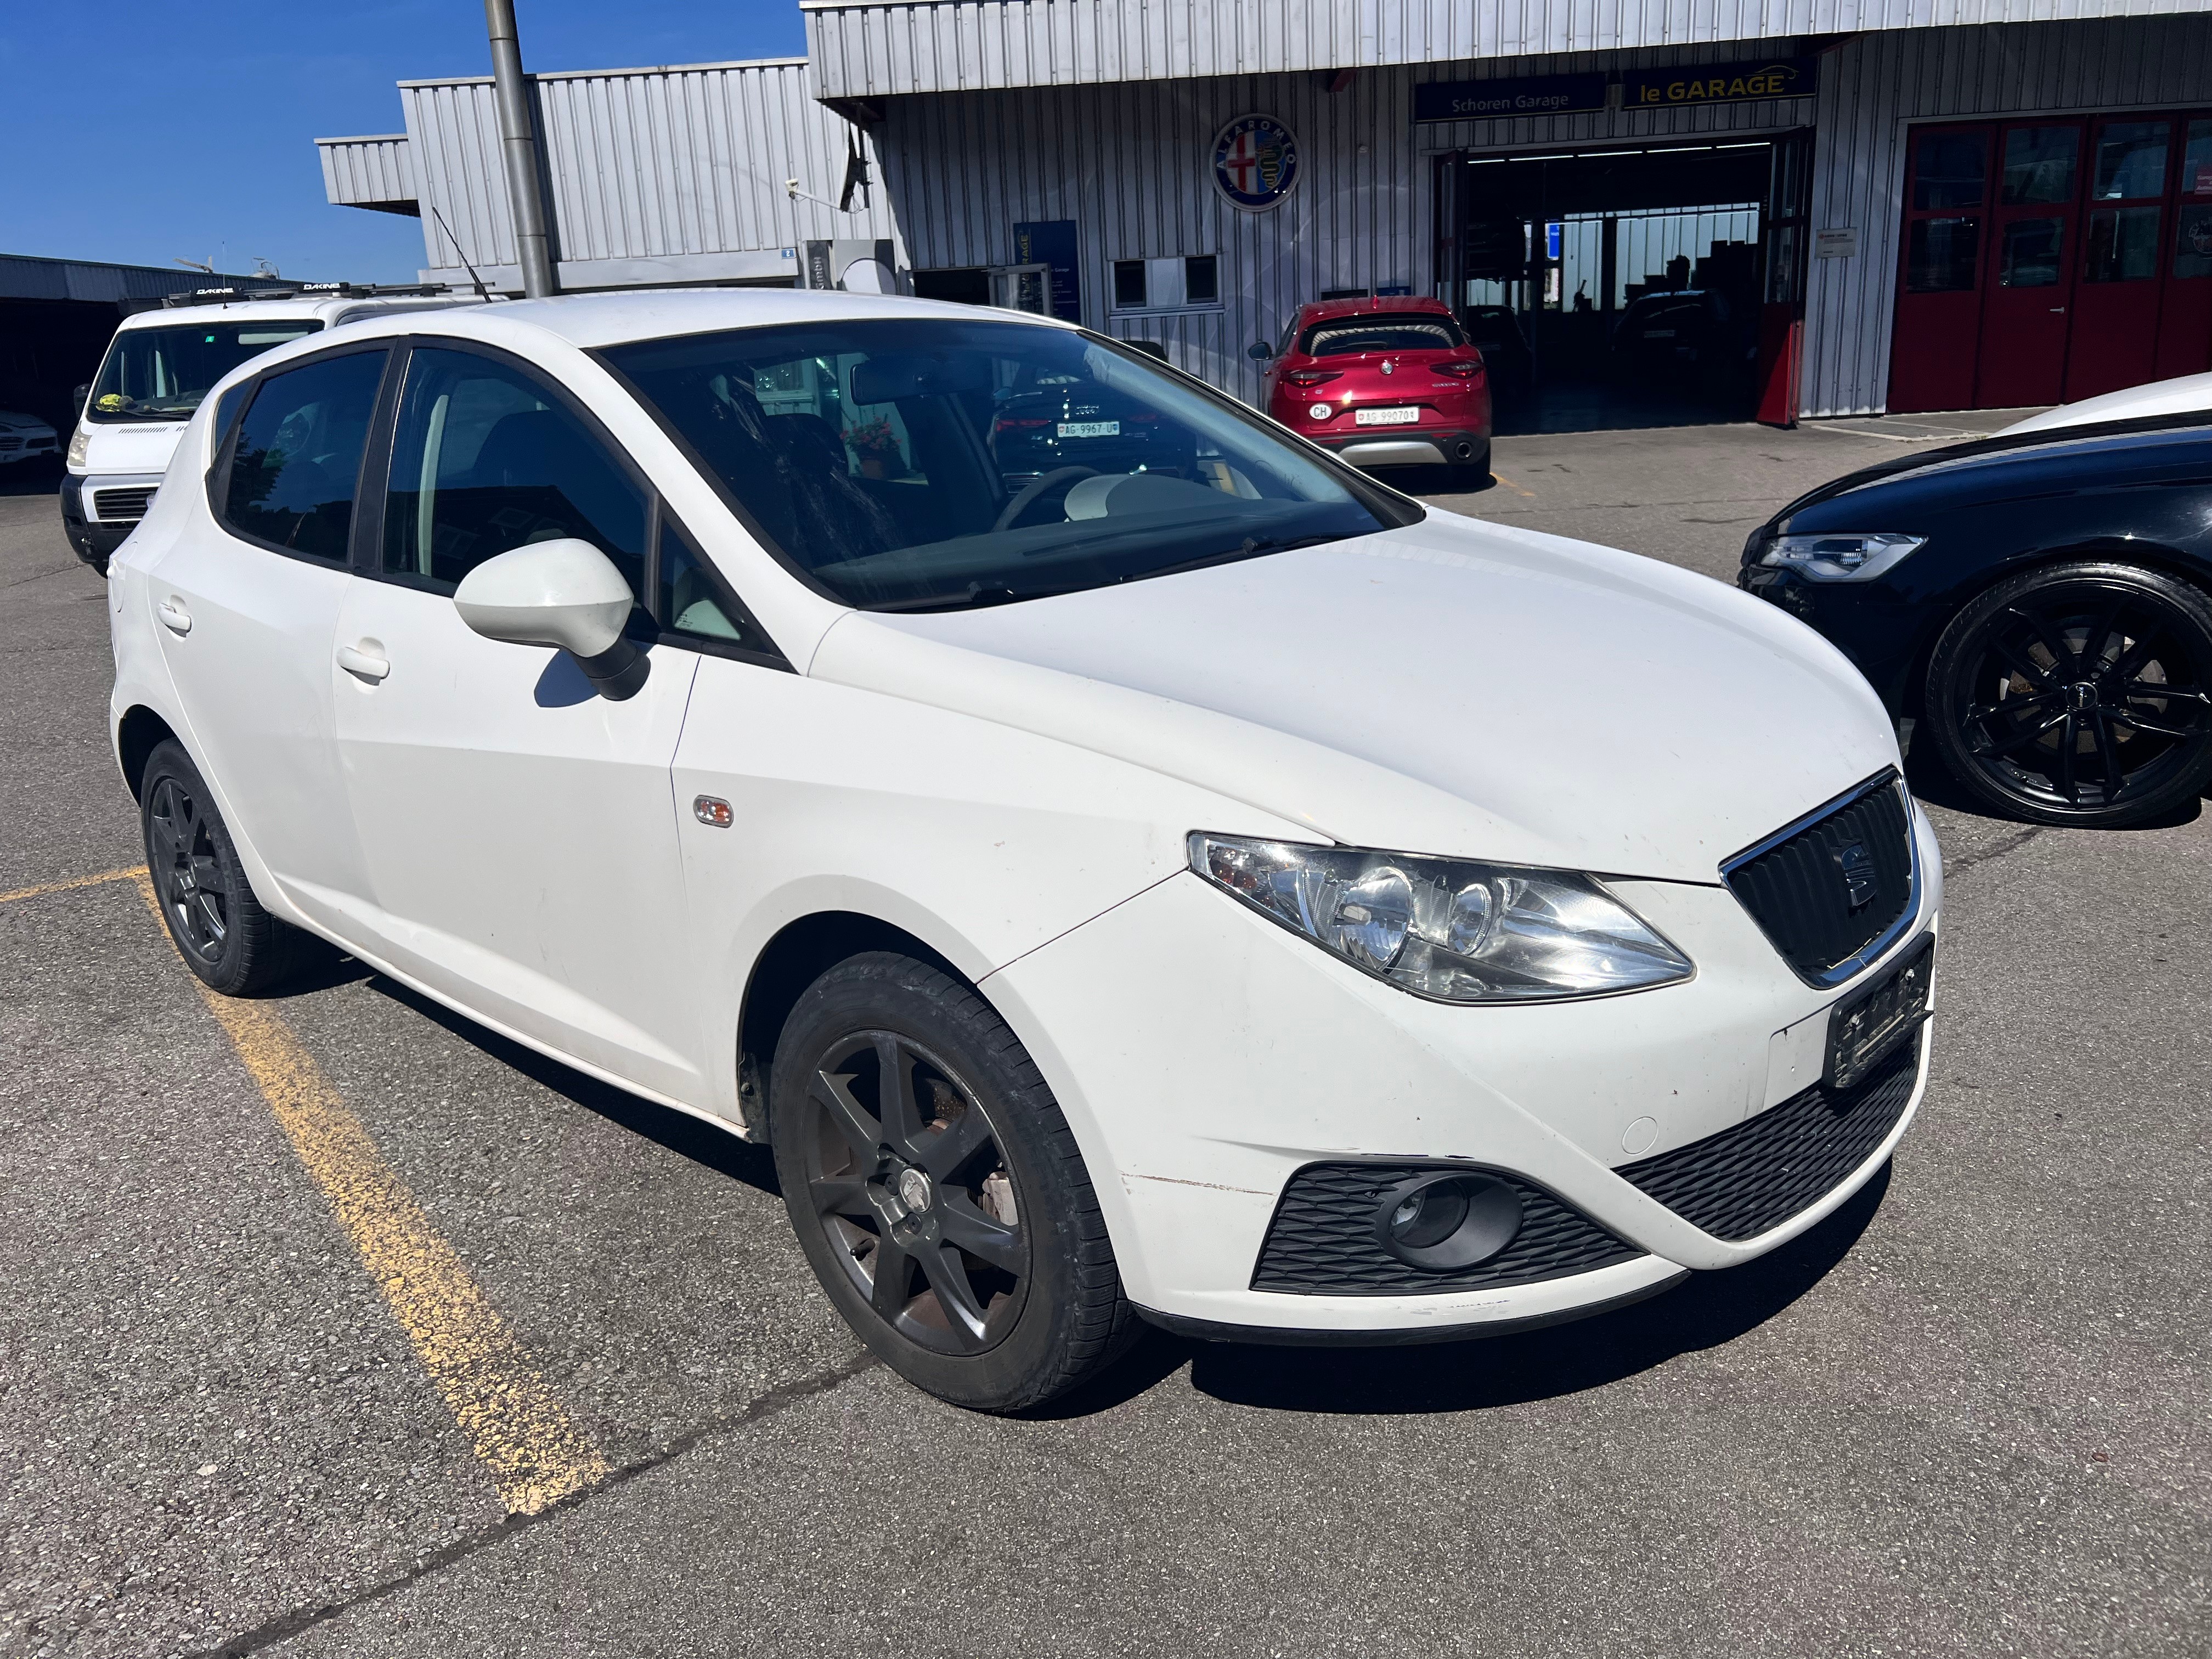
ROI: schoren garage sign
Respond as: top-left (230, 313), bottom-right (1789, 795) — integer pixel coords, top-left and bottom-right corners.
top-left (1413, 59), bottom-right (1818, 123)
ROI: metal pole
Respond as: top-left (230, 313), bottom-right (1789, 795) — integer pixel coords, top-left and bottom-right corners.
top-left (484, 0), bottom-right (557, 297)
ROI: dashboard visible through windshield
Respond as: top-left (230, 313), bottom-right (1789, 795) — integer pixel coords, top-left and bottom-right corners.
top-left (600, 318), bottom-right (1418, 610)
top-left (88, 320), bottom-right (324, 423)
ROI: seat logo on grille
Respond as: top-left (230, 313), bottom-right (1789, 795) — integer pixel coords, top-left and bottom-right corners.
top-left (1836, 840), bottom-right (1877, 910)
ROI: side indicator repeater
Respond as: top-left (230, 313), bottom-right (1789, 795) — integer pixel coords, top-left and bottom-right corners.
top-left (693, 795), bottom-right (734, 828)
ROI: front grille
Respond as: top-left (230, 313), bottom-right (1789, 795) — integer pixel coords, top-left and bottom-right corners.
top-left (1618, 1031), bottom-right (1921, 1242)
top-left (1251, 1165), bottom-right (1639, 1295)
top-left (0, 436), bottom-right (20, 452)
top-left (92, 487), bottom-right (155, 522)
top-left (1724, 774), bottom-right (1915, 984)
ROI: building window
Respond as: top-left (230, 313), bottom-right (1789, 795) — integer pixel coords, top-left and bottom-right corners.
top-left (1109, 255), bottom-right (1223, 313)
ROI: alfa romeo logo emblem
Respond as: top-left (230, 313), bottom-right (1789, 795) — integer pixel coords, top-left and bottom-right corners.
top-left (1213, 115), bottom-right (1300, 211)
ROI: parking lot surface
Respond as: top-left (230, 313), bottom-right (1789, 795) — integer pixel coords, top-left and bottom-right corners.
top-left (2, 420), bottom-right (2206, 1658)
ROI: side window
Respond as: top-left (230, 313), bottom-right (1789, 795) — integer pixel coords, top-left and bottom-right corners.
top-left (383, 346), bottom-right (646, 595)
top-left (221, 351), bottom-right (386, 561)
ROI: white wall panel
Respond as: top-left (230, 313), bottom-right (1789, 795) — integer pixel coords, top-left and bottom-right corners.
top-left (381, 59), bottom-right (898, 289)
top-left (805, 0), bottom-right (2212, 98)
top-left (315, 135), bottom-right (416, 211)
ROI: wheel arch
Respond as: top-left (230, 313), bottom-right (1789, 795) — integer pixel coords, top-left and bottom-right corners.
top-left (116, 704), bottom-right (182, 802)
top-left (735, 910), bottom-right (966, 1142)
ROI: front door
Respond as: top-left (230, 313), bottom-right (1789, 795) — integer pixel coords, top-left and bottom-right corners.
top-left (328, 341), bottom-right (707, 1103)
top-left (1889, 125), bottom-right (1991, 413)
top-left (145, 347), bottom-right (386, 910)
top-left (1975, 121), bottom-right (2083, 409)
top-left (2066, 116), bottom-right (2177, 401)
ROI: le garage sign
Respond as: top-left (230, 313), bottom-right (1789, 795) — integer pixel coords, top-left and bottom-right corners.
top-left (1621, 58), bottom-right (1818, 109)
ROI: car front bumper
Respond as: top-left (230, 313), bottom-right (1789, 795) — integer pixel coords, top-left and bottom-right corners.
top-left (985, 803), bottom-right (1941, 1338)
top-left (61, 472), bottom-right (160, 565)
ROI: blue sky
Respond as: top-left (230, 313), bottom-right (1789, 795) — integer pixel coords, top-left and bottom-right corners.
top-left (1, 1), bottom-right (807, 284)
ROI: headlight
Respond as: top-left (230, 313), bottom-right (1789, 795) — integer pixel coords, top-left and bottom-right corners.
top-left (66, 428), bottom-right (90, 469)
top-left (1189, 834), bottom-right (1693, 1003)
top-left (1760, 531), bottom-right (1924, 582)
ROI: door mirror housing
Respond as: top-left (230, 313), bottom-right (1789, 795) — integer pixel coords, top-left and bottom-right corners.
top-left (72, 383), bottom-right (91, 416)
top-left (1246, 341), bottom-right (1274, 361)
top-left (453, 538), bottom-right (650, 700)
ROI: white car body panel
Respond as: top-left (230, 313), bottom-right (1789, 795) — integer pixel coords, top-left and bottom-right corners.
top-left (106, 288), bottom-right (1942, 1344)
top-left (1999, 370), bottom-right (2212, 435)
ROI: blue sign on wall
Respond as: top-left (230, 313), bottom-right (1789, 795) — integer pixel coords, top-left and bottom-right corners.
top-left (1413, 74), bottom-right (1609, 123)
top-left (1212, 115), bottom-right (1301, 211)
top-left (1012, 219), bottom-right (1083, 323)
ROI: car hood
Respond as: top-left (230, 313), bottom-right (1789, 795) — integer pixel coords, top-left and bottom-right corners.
top-left (808, 516), bottom-right (1899, 884)
top-left (0, 410), bottom-right (54, 435)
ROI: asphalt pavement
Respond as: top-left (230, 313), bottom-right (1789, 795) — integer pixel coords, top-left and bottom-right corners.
top-left (1, 420), bottom-right (2205, 1659)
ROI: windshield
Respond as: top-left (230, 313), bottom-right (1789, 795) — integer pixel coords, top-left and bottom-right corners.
top-left (88, 320), bottom-right (324, 423)
top-left (1300, 318), bottom-right (1463, 357)
top-left (601, 318), bottom-right (1414, 611)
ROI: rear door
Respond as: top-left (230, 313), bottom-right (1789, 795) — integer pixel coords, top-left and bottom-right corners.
top-left (327, 340), bottom-right (708, 1102)
top-left (144, 346), bottom-right (387, 910)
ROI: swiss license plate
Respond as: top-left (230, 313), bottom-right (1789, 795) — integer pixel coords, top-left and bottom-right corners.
top-left (1057, 420), bottom-right (1119, 438)
top-left (1825, 936), bottom-right (1934, 1091)
top-left (1355, 406), bottom-right (1420, 426)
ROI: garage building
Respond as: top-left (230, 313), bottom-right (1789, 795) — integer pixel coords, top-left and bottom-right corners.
top-left (320, 0), bottom-right (2212, 424)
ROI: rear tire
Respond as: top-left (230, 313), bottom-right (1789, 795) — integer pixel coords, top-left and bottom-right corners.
top-left (139, 740), bottom-right (308, 995)
top-left (770, 951), bottom-right (1138, 1412)
top-left (1923, 560), bottom-right (2212, 828)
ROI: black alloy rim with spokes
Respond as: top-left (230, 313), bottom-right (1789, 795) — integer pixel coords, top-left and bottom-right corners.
top-left (797, 1031), bottom-right (1030, 1356)
top-left (148, 776), bottom-right (229, 963)
top-left (1954, 580), bottom-right (2212, 812)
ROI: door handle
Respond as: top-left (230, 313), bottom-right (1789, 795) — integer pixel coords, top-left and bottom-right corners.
top-left (156, 597), bottom-right (191, 636)
top-left (337, 643), bottom-right (391, 683)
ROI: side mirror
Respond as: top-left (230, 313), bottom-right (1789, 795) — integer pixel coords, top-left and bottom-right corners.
top-left (72, 383), bottom-right (91, 416)
top-left (453, 538), bottom-right (650, 701)
top-left (1246, 342), bottom-right (1273, 362)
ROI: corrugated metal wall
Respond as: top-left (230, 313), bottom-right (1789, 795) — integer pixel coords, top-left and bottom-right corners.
top-left (316, 135), bottom-right (416, 212)
top-left (394, 58), bottom-right (900, 288)
top-left (1803, 14), bottom-right (2212, 415)
top-left (806, 0), bottom-right (2212, 99)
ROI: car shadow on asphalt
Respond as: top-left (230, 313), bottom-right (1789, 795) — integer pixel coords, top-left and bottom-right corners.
top-left (1037, 1165), bottom-right (1891, 1419)
top-left (366, 974), bottom-right (782, 1196)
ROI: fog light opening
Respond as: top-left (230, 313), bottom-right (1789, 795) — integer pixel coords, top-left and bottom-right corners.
top-left (1372, 1172), bottom-right (1523, 1271)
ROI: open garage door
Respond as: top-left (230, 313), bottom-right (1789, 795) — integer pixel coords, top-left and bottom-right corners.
top-left (1435, 135), bottom-right (1810, 433)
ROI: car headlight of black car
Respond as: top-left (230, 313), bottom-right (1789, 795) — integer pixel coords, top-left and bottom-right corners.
top-left (1759, 532), bottom-right (1926, 583)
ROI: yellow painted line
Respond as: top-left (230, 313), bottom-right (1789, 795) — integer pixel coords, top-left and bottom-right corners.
top-left (132, 874), bottom-right (611, 1516)
top-left (0, 864), bottom-right (149, 905)
top-left (1488, 469), bottom-right (1537, 499)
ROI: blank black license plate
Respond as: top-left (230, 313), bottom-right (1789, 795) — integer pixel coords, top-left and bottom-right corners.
top-left (1826, 936), bottom-right (1934, 1091)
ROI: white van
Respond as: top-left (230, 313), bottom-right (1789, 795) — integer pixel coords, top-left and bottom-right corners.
top-left (63, 285), bottom-right (476, 571)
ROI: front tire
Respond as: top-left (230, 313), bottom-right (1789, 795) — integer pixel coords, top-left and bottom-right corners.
top-left (139, 740), bottom-right (308, 995)
top-left (1923, 561), bottom-right (2212, 828)
top-left (770, 952), bottom-right (1137, 1412)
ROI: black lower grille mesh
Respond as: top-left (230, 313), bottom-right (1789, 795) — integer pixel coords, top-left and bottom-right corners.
top-left (93, 487), bottom-right (155, 522)
top-left (1251, 1165), bottom-right (1639, 1295)
top-left (1725, 776), bottom-right (1914, 980)
top-left (1618, 1031), bottom-right (1921, 1242)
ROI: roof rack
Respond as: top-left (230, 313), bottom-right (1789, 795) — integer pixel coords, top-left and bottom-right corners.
top-left (159, 281), bottom-right (454, 308)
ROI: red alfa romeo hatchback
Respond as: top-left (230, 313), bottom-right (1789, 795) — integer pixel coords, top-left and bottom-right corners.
top-left (1252, 296), bottom-right (1492, 484)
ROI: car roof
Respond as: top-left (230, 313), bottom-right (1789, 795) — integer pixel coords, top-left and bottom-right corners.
top-left (1292, 296), bottom-right (1453, 327)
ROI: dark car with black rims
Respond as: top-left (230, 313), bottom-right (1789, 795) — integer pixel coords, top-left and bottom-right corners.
top-left (1740, 415), bottom-right (2212, 828)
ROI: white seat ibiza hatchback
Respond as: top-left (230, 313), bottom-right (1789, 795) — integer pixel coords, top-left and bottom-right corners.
top-left (108, 291), bottom-right (1940, 1409)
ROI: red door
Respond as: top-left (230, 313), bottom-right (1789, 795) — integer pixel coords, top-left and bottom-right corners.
top-left (1974, 121), bottom-right (2083, 408)
top-left (1889, 126), bottom-right (1991, 413)
top-left (2152, 115), bottom-right (2212, 379)
top-left (2064, 116), bottom-right (2176, 400)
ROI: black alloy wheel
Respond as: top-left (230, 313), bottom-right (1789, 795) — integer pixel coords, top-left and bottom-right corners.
top-left (1926, 561), bottom-right (2212, 828)
top-left (771, 952), bottom-right (1137, 1411)
top-left (138, 740), bottom-right (307, 995)
top-left (800, 1029), bottom-right (1030, 1355)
